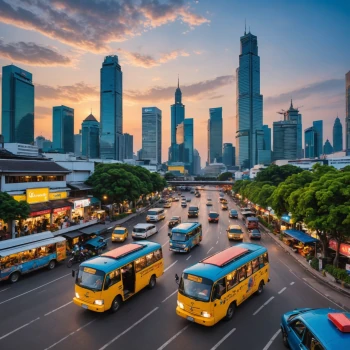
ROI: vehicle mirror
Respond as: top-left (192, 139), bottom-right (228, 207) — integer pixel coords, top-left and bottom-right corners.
top-left (72, 270), bottom-right (75, 278)
top-left (168, 232), bottom-right (171, 237)
top-left (214, 284), bottom-right (221, 300)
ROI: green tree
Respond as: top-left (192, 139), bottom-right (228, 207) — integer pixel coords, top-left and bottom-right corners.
top-left (255, 164), bottom-right (303, 186)
top-left (0, 192), bottom-right (30, 226)
top-left (150, 172), bottom-right (167, 192)
top-left (164, 172), bottom-right (175, 180)
top-left (217, 172), bottom-right (232, 181)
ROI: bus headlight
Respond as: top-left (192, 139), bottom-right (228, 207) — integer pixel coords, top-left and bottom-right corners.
top-left (94, 300), bottom-right (104, 306)
top-left (75, 292), bottom-right (80, 299)
top-left (170, 242), bottom-right (173, 246)
top-left (240, 234), bottom-right (243, 238)
top-left (201, 311), bottom-right (211, 318)
top-left (177, 301), bottom-right (184, 309)
top-left (182, 244), bottom-right (186, 248)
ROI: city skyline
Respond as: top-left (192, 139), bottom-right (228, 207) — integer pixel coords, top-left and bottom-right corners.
top-left (0, 1), bottom-right (349, 165)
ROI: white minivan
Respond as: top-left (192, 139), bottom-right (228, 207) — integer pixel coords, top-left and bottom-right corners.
top-left (132, 223), bottom-right (158, 239)
top-left (146, 208), bottom-right (165, 222)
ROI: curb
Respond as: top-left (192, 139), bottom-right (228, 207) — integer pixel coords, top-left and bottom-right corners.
top-left (260, 224), bottom-right (350, 299)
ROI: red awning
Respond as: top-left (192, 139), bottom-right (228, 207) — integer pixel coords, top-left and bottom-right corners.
top-left (329, 239), bottom-right (350, 258)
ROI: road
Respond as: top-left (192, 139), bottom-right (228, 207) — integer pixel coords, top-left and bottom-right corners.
top-left (0, 189), bottom-right (348, 350)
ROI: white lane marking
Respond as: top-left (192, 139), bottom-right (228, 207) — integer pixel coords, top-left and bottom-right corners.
top-left (210, 328), bottom-right (236, 350)
top-left (0, 317), bottom-right (40, 340)
top-left (162, 290), bottom-right (178, 303)
top-left (0, 288), bottom-right (10, 293)
top-left (290, 282), bottom-right (295, 285)
top-left (207, 247), bottom-right (214, 254)
top-left (253, 296), bottom-right (274, 316)
top-left (44, 301), bottom-right (73, 316)
top-left (216, 241), bottom-right (219, 245)
top-left (0, 273), bottom-right (70, 305)
top-left (164, 261), bottom-right (177, 273)
top-left (98, 307), bottom-right (159, 350)
top-left (162, 241), bottom-right (169, 247)
top-left (158, 222), bottom-right (168, 232)
top-left (278, 287), bottom-right (286, 294)
top-left (262, 329), bottom-right (281, 350)
top-left (156, 325), bottom-right (190, 350)
top-left (44, 318), bottom-right (97, 350)
top-left (37, 289), bottom-right (46, 294)
top-left (186, 255), bottom-right (192, 261)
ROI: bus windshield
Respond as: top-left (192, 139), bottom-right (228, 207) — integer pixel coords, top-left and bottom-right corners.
top-left (77, 266), bottom-right (105, 292)
top-left (179, 274), bottom-right (213, 302)
top-left (171, 232), bottom-right (187, 242)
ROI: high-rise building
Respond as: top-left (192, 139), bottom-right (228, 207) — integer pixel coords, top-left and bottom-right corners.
top-left (82, 113), bottom-right (100, 158)
top-left (323, 139), bottom-right (333, 155)
top-left (260, 124), bottom-right (272, 164)
top-left (313, 120), bottom-right (323, 157)
top-left (35, 136), bottom-right (46, 150)
top-left (169, 78), bottom-right (185, 162)
top-left (235, 30), bottom-right (263, 169)
top-left (333, 116), bottom-right (343, 152)
top-left (208, 107), bottom-right (223, 163)
top-left (100, 55), bottom-right (123, 160)
top-left (273, 118), bottom-right (298, 161)
top-left (223, 143), bottom-right (235, 167)
top-left (52, 105), bottom-right (74, 153)
top-left (74, 131), bottom-right (82, 157)
top-left (304, 127), bottom-right (317, 158)
top-left (123, 133), bottom-right (134, 160)
top-left (1, 65), bottom-right (34, 144)
top-left (142, 107), bottom-right (162, 164)
top-left (346, 72), bottom-right (350, 155)
top-left (193, 149), bottom-right (201, 175)
top-left (176, 118), bottom-right (194, 173)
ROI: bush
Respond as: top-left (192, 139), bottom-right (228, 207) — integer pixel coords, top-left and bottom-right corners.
top-left (325, 264), bottom-right (349, 282)
top-left (345, 275), bottom-right (350, 285)
top-left (310, 257), bottom-right (319, 271)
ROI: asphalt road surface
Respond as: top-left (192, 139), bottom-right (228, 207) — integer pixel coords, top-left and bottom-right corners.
top-left (0, 188), bottom-right (348, 350)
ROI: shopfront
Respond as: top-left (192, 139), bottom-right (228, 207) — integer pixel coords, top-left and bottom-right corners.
top-left (329, 240), bottom-right (350, 271)
top-left (70, 198), bottom-right (91, 224)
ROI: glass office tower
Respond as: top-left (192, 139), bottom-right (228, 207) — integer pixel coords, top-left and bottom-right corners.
top-left (100, 55), bottom-right (123, 160)
top-left (184, 118), bottom-right (194, 173)
top-left (332, 116), bottom-right (343, 152)
top-left (313, 120), bottom-right (323, 157)
top-left (123, 133), bottom-right (134, 159)
top-left (235, 31), bottom-right (263, 169)
top-left (304, 127), bottom-right (317, 158)
top-left (273, 120), bottom-right (297, 160)
top-left (346, 72), bottom-right (350, 155)
top-left (142, 107), bottom-right (162, 164)
top-left (82, 113), bottom-right (100, 158)
top-left (323, 139), bottom-right (333, 155)
top-left (52, 105), bottom-right (74, 153)
top-left (208, 107), bottom-right (223, 163)
top-left (1, 65), bottom-right (34, 144)
top-left (223, 143), bottom-right (235, 167)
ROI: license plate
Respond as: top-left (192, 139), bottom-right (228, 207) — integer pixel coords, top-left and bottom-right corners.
top-left (187, 316), bottom-right (194, 322)
top-left (82, 304), bottom-right (88, 309)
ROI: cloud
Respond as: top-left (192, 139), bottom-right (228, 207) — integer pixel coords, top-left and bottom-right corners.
top-left (125, 75), bottom-right (234, 102)
top-left (36, 82), bottom-right (99, 103)
top-left (193, 50), bottom-right (203, 55)
top-left (118, 48), bottom-right (189, 68)
top-left (0, 39), bottom-right (73, 66)
top-left (35, 106), bottom-right (51, 119)
top-left (0, 0), bottom-right (209, 52)
top-left (152, 77), bottom-right (161, 81)
top-left (265, 79), bottom-right (343, 106)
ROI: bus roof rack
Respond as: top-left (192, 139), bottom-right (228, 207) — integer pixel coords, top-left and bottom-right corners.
top-left (201, 246), bottom-right (250, 267)
top-left (328, 313), bottom-right (350, 333)
top-left (102, 243), bottom-right (145, 260)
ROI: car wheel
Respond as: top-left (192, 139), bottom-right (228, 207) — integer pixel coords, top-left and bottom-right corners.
top-left (9, 272), bottom-right (20, 284)
top-left (110, 296), bottom-right (122, 313)
top-left (148, 275), bottom-right (156, 289)
top-left (224, 302), bottom-right (236, 321)
top-left (256, 281), bottom-right (264, 295)
top-left (48, 260), bottom-right (56, 270)
top-left (282, 328), bottom-right (289, 348)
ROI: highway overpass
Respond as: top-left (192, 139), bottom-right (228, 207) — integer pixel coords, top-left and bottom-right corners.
top-left (166, 180), bottom-right (234, 186)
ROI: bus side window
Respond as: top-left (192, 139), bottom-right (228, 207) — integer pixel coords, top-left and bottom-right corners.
top-left (246, 262), bottom-right (253, 277)
top-left (135, 257), bottom-right (147, 272)
top-left (107, 269), bottom-right (121, 287)
top-left (238, 266), bottom-right (247, 282)
top-left (252, 258), bottom-right (260, 273)
top-left (146, 252), bottom-right (156, 266)
top-left (263, 253), bottom-right (269, 264)
top-left (227, 270), bottom-right (238, 290)
top-left (258, 255), bottom-right (264, 268)
top-left (154, 249), bottom-right (162, 261)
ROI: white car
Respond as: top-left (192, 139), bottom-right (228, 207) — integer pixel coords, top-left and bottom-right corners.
top-left (132, 223), bottom-right (158, 239)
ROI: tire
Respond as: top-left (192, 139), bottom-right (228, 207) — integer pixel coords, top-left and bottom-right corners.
top-left (9, 272), bottom-right (20, 284)
top-left (67, 259), bottom-right (73, 268)
top-left (282, 328), bottom-right (289, 348)
top-left (256, 281), bottom-right (264, 295)
top-left (110, 295), bottom-right (122, 313)
top-left (48, 260), bottom-right (56, 270)
top-left (224, 302), bottom-right (236, 321)
top-left (148, 275), bottom-right (156, 289)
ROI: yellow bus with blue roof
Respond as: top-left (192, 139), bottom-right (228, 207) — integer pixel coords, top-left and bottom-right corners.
top-left (168, 222), bottom-right (202, 253)
top-left (73, 241), bottom-right (163, 313)
top-left (175, 243), bottom-right (269, 326)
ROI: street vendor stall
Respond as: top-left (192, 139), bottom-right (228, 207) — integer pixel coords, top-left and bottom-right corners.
top-left (283, 229), bottom-right (319, 257)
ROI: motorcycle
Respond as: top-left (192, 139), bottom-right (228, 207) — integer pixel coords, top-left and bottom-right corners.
top-left (66, 251), bottom-right (91, 268)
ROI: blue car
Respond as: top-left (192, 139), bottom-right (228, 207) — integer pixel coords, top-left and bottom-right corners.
top-left (229, 209), bottom-right (238, 219)
top-left (281, 308), bottom-right (350, 349)
top-left (83, 237), bottom-right (107, 254)
top-left (249, 229), bottom-right (261, 240)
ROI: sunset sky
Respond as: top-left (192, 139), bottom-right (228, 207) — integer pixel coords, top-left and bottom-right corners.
top-left (0, 0), bottom-right (349, 165)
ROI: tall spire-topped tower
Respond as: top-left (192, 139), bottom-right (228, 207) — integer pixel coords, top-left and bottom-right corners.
top-left (175, 75), bottom-right (182, 104)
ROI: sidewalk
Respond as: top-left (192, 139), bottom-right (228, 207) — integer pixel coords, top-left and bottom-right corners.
top-left (259, 224), bottom-right (350, 298)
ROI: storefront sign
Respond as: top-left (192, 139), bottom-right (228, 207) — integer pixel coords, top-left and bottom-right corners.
top-left (329, 239), bottom-right (350, 258)
top-left (49, 192), bottom-right (68, 200)
top-left (26, 188), bottom-right (49, 204)
top-left (12, 194), bottom-right (26, 202)
top-left (74, 198), bottom-right (91, 209)
top-left (53, 206), bottom-right (71, 214)
top-left (30, 209), bottom-right (51, 217)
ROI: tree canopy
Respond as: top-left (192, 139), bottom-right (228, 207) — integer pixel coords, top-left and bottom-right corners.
top-left (217, 172), bottom-right (232, 181)
top-left (255, 164), bottom-right (303, 186)
top-left (0, 192), bottom-right (30, 223)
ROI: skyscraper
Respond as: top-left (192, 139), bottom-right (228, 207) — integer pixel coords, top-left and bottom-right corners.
top-left (1, 65), bottom-right (34, 144)
top-left (273, 117), bottom-right (298, 161)
top-left (175, 118), bottom-right (194, 173)
top-left (193, 149), bottom-right (201, 175)
top-left (74, 131), bottom-right (82, 157)
top-left (304, 127), bottom-right (317, 158)
top-left (142, 107), bottom-right (162, 164)
top-left (323, 139), bottom-right (333, 155)
top-left (333, 116), bottom-right (343, 152)
top-left (52, 105), bottom-right (74, 153)
top-left (346, 72), bottom-right (350, 155)
top-left (100, 55), bottom-right (123, 160)
top-left (260, 124), bottom-right (272, 164)
top-left (169, 78), bottom-right (185, 162)
top-left (313, 120), bottom-right (323, 157)
top-left (236, 30), bottom-right (263, 169)
top-left (208, 107), bottom-right (223, 163)
top-left (82, 113), bottom-right (100, 158)
top-left (123, 133), bottom-right (134, 160)
top-left (223, 143), bottom-right (235, 167)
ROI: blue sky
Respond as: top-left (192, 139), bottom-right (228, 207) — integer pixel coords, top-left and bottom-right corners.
top-left (0, 0), bottom-right (349, 163)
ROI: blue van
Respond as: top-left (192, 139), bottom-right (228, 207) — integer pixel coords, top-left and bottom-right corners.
top-left (168, 222), bottom-right (202, 253)
top-left (281, 308), bottom-right (350, 349)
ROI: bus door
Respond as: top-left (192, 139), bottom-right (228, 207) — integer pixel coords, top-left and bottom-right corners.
top-left (121, 263), bottom-right (135, 298)
top-left (104, 268), bottom-right (123, 307)
top-left (212, 278), bottom-right (227, 323)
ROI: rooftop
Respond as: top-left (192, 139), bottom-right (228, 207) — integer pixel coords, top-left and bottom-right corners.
top-left (0, 158), bottom-right (70, 174)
